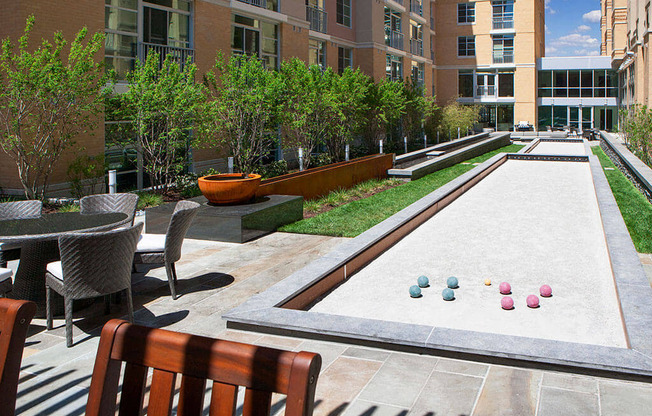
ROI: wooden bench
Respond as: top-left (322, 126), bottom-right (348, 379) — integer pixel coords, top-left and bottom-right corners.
top-left (86, 320), bottom-right (322, 416)
top-left (0, 298), bottom-right (37, 416)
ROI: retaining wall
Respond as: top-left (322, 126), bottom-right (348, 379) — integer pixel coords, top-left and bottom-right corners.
top-left (600, 131), bottom-right (652, 202)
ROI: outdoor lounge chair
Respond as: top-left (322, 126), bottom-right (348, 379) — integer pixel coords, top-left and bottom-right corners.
top-left (0, 298), bottom-right (36, 416)
top-left (0, 268), bottom-right (13, 297)
top-left (85, 319), bottom-right (322, 416)
top-left (133, 200), bottom-right (199, 300)
top-left (0, 200), bottom-right (42, 268)
top-left (45, 223), bottom-right (143, 347)
top-left (80, 193), bottom-right (139, 226)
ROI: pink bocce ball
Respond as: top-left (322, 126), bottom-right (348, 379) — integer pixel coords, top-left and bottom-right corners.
top-left (501, 296), bottom-right (514, 310)
top-left (526, 294), bottom-right (540, 308)
top-left (499, 282), bottom-right (511, 295)
top-left (540, 284), bottom-right (552, 297)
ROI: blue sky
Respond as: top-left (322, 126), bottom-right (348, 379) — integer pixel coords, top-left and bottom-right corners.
top-left (544, 0), bottom-right (601, 56)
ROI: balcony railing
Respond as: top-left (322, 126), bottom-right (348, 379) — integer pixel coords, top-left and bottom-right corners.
top-left (391, 0), bottom-right (404, 6)
top-left (430, 16), bottom-right (434, 28)
top-left (236, 0), bottom-right (267, 9)
top-left (410, 39), bottom-right (423, 56)
top-left (137, 42), bottom-right (195, 68)
top-left (385, 29), bottom-right (404, 50)
top-left (493, 51), bottom-right (514, 64)
top-left (306, 6), bottom-right (327, 33)
top-left (410, 0), bottom-right (422, 16)
top-left (430, 50), bottom-right (435, 61)
top-left (476, 85), bottom-right (496, 97)
top-left (493, 17), bottom-right (514, 29)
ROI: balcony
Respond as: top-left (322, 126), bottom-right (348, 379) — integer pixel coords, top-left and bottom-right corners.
top-left (236, 0), bottom-right (267, 8)
top-left (493, 17), bottom-right (514, 30)
top-left (307, 6), bottom-right (327, 33)
top-left (385, 29), bottom-right (404, 50)
top-left (137, 42), bottom-right (195, 68)
top-left (410, 0), bottom-right (422, 16)
top-left (493, 51), bottom-right (514, 64)
top-left (410, 39), bottom-right (423, 56)
top-left (476, 85), bottom-right (496, 97)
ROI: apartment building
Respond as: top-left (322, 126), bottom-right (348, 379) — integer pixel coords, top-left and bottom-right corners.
top-left (601, 0), bottom-right (650, 110)
top-left (436, 0), bottom-right (545, 131)
top-left (0, 0), bottom-right (544, 195)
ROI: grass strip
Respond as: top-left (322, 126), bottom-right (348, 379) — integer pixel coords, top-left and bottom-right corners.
top-left (592, 146), bottom-right (652, 253)
top-left (280, 143), bottom-right (524, 237)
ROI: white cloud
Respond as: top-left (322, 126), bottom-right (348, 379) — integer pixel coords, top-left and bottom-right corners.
top-left (545, 0), bottom-right (557, 14)
top-left (547, 33), bottom-right (600, 56)
top-left (582, 10), bottom-right (601, 23)
top-left (576, 25), bottom-right (591, 32)
top-left (545, 24), bottom-right (551, 34)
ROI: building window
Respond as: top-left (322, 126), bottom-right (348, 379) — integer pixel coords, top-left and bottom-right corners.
top-left (458, 2), bottom-right (475, 24)
top-left (537, 70), bottom-right (617, 99)
top-left (459, 70), bottom-right (473, 97)
top-left (476, 72), bottom-right (495, 97)
top-left (336, 0), bottom-right (351, 27)
top-left (307, 0), bottom-right (327, 33)
top-left (458, 36), bottom-right (475, 57)
top-left (492, 34), bottom-right (513, 63)
top-left (492, 0), bottom-right (514, 29)
top-left (498, 72), bottom-right (514, 97)
top-left (143, 5), bottom-right (191, 49)
top-left (410, 21), bottom-right (423, 56)
top-left (385, 7), bottom-right (404, 50)
top-left (386, 54), bottom-right (403, 81)
top-left (232, 15), bottom-right (279, 69)
top-left (410, 0), bottom-right (423, 16)
top-left (338, 47), bottom-right (352, 73)
top-left (105, 0), bottom-right (138, 80)
top-left (309, 39), bottom-right (326, 69)
top-left (411, 61), bottom-right (424, 87)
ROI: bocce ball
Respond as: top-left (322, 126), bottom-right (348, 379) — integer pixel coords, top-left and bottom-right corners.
top-left (442, 288), bottom-right (455, 301)
top-left (501, 296), bottom-right (514, 310)
top-left (484, 278), bottom-right (492, 286)
top-left (409, 285), bottom-right (422, 298)
top-left (526, 294), bottom-right (540, 308)
top-left (447, 276), bottom-right (459, 289)
top-left (540, 284), bottom-right (552, 297)
top-left (417, 275), bottom-right (430, 288)
top-left (499, 282), bottom-right (511, 295)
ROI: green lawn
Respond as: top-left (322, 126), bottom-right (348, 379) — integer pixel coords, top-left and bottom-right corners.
top-left (279, 143), bottom-right (524, 237)
top-left (592, 146), bottom-right (652, 253)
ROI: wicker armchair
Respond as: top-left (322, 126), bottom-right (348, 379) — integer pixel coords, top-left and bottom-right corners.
top-left (0, 200), bottom-right (42, 268)
top-left (45, 223), bottom-right (143, 347)
top-left (80, 193), bottom-right (139, 226)
top-left (0, 268), bottom-right (13, 297)
top-left (133, 200), bottom-right (199, 300)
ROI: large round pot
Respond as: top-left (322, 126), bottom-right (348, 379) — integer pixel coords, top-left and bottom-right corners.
top-left (198, 173), bottom-right (262, 205)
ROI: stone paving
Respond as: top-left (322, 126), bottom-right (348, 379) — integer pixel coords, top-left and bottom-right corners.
top-left (11, 229), bottom-right (652, 415)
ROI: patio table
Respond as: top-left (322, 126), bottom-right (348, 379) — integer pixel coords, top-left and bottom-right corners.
top-left (0, 212), bottom-right (129, 316)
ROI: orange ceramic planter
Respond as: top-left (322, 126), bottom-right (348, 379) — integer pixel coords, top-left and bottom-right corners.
top-left (198, 173), bottom-right (262, 205)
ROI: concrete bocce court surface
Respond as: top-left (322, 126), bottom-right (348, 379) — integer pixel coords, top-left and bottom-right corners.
top-left (12, 139), bottom-right (652, 415)
top-left (225, 139), bottom-right (652, 377)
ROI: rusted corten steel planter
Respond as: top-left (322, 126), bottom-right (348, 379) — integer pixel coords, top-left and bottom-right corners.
top-left (198, 173), bottom-right (262, 205)
top-left (256, 154), bottom-right (394, 200)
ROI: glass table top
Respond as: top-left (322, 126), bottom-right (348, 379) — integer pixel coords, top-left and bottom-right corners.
top-left (0, 212), bottom-right (128, 239)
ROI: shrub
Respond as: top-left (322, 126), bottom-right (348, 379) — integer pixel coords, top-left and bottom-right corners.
top-left (253, 160), bottom-right (288, 179)
top-left (311, 153), bottom-right (333, 168)
top-left (137, 192), bottom-right (164, 210)
top-left (67, 154), bottom-right (107, 199)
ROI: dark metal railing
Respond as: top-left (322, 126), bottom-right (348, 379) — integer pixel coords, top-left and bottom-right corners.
top-left (410, 39), bottom-right (423, 56)
top-left (236, 0), bottom-right (267, 8)
top-left (410, 0), bottom-right (422, 16)
top-left (493, 51), bottom-right (514, 64)
top-left (137, 42), bottom-right (195, 68)
top-left (386, 29), bottom-right (404, 50)
top-left (492, 16), bottom-right (514, 29)
top-left (306, 6), bottom-right (327, 33)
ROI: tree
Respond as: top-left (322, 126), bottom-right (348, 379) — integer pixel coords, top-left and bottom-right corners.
top-left (440, 100), bottom-right (480, 140)
top-left (400, 79), bottom-right (427, 143)
top-left (358, 79), bottom-right (406, 154)
top-left (324, 68), bottom-right (370, 161)
top-left (119, 52), bottom-right (204, 193)
top-left (0, 16), bottom-right (107, 199)
top-left (278, 59), bottom-right (339, 169)
top-left (622, 105), bottom-right (652, 166)
top-left (201, 54), bottom-right (281, 174)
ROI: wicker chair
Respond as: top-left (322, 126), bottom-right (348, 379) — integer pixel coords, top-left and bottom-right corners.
top-left (0, 200), bottom-right (42, 268)
top-left (0, 298), bottom-right (36, 416)
top-left (80, 193), bottom-right (139, 226)
top-left (0, 268), bottom-right (13, 297)
top-left (45, 223), bottom-right (143, 347)
top-left (133, 200), bottom-right (199, 300)
top-left (86, 320), bottom-right (322, 416)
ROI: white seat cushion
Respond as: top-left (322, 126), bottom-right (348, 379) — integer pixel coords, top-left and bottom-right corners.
top-left (0, 241), bottom-right (21, 251)
top-left (46, 261), bottom-right (63, 281)
top-left (0, 267), bottom-right (12, 283)
top-left (136, 234), bottom-right (166, 253)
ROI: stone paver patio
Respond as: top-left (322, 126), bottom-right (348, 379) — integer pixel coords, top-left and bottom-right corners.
top-left (11, 227), bottom-right (652, 415)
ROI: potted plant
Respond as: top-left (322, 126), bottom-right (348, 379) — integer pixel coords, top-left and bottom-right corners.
top-left (198, 53), bottom-right (280, 204)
